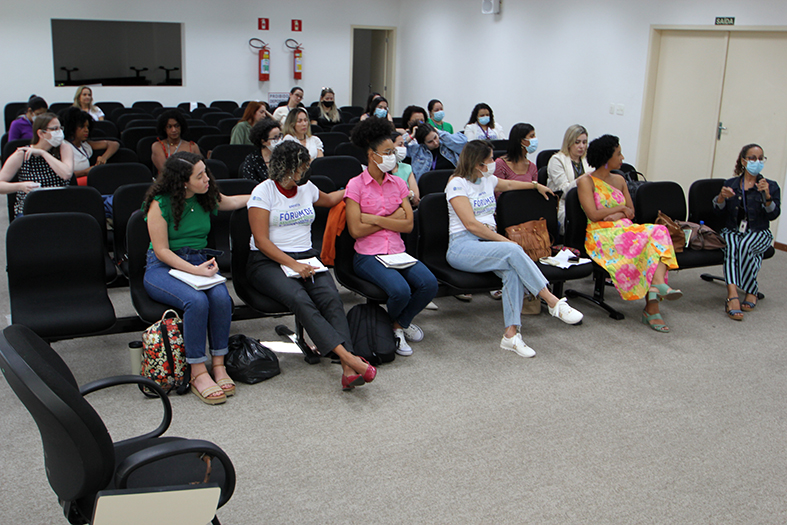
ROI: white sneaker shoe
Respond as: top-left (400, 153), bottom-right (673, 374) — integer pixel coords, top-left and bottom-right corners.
top-left (394, 328), bottom-right (413, 356)
top-left (548, 297), bottom-right (583, 325)
top-left (500, 333), bottom-right (536, 357)
top-left (401, 323), bottom-right (424, 342)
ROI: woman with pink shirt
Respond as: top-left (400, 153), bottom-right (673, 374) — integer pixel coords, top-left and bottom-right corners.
top-left (344, 118), bottom-right (438, 356)
top-left (493, 123), bottom-right (538, 194)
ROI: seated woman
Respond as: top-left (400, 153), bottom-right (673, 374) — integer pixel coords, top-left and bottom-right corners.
top-left (446, 140), bottom-right (583, 358)
top-left (246, 141), bottom-right (376, 391)
top-left (72, 86), bottom-right (104, 121)
top-left (345, 118), bottom-right (439, 356)
top-left (0, 112), bottom-right (73, 217)
top-left (151, 110), bottom-right (200, 174)
top-left (713, 143), bottom-right (780, 320)
top-left (360, 95), bottom-right (394, 124)
top-left (239, 118), bottom-right (282, 183)
top-left (308, 88), bottom-right (342, 130)
top-left (405, 122), bottom-right (467, 181)
top-left (391, 131), bottom-right (419, 206)
top-left (547, 124), bottom-right (591, 234)
top-left (464, 103), bottom-right (506, 141)
top-left (577, 134), bottom-right (680, 332)
top-left (401, 105), bottom-right (428, 130)
top-left (142, 151), bottom-right (249, 405)
top-left (493, 122), bottom-right (538, 197)
top-left (8, 95), bottom-right (48, 142)
top-left (282, 108), bottom-right (324, 160)
top-left (230, 101), bottom-right (270, 145)
top-left (61, 107), bottom-right (119, 185)
top-left (427, 99), bottom-right (453, 133)
top-left (272, 87), bottom-right (304, 124)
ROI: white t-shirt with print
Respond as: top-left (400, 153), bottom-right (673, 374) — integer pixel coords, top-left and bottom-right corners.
top-left (445, 175), bottom-right (498, 235)
top-left (247, 179), bottom-right (320, 252)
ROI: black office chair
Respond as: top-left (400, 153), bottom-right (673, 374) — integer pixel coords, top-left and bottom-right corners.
top-left (48, 102), bottom-right (71, 114)
top-left (210, 178), bottom-right (257, 273)
top-left (184, 125), bottom-right (222, 144)
top-left (206, 158), bottom-right (230, 180)
top-left (0, 323), bottom-right (235, 525)
top-left (331, 123), bottom-right (356, 136)
top-left (112, 182), bottom-right (153, 276)
top-left (6, 213), bottom-right (116, 340)
top-left (109, 107), bottom-right (146, 125)
top-left (186, 118), bottom-right (207, 128)
top-left (308, 155), bottom-right (363, 189)
top-left (210, 100), bottom-right (239, 113)
top-left (217, 118), bottom-right (237, 135)
top-left (416, 193), bottom-right (502, 296)
top-left (4, 101), bottom-right (26, 131)
top-left (562, 188), bottom-right (625, 319)
top-left (122, 118), bottom-right (157, 131)
top-left (178, 101), bottom-right (207, 113)
top-left (496, 190), bottom-right (592, 297)
top-left (87, 162), bottom-right (152, 196)
top-left (198, 134), bottom-right (231, 157)
top-left (308, 175), bottom-right (335, 252)
top-left (417, 169), bottom-right (454, 197)
top-left (202, 112), bottom-right (235, 127)
top-left (117, 112), bottom-right (154, 131)
top-left (340, 105), bottom-right (364, 118)
top-left (536, 149), bottom-right (559, 170)
top-left (132, 100), bottom-right (164, 114)
top-left (490, 139), bottom-right (509, 151)
top-left (333, 227), bottom-right (388, 303)
top-left (94, 101), bottom-right (124, 119)
top-left (136, 135), bottom-right (159, 174)
top-left (3, 138), bottom-right (29, 164)
top-left (121, 126), bottom-right (158, 152)
top-left (334, 142), bottom-right (366, 165)
top-left (91, 119), bottom-right (119, 139)
top-left (314, 132), bottom-right (349, 156)
top-left (211, 144), bottom-right (257, 178)
top-left (191, 106), bottom-right (222, 119)
top-left (104, 147), bottom-right (139, 164)
top-left (537, 165), bottom-right (549, 187)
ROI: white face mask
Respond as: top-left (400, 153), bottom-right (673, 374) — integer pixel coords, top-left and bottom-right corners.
top-left (266, 137), bottom-right (283, 152)
top-left (375, 153), bottom-right (397, 173)
top-left (394, 146), bottom-right (407, 162)
top-left (484, 161), bottom-right (496, 176)
top-left (45, 129), bottom-right (64, 148)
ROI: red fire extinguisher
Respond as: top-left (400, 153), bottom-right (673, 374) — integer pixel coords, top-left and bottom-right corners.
top-left (286, 39), bottom-right (303, 80)
top-left (249, 39), bottom-right (269, 82)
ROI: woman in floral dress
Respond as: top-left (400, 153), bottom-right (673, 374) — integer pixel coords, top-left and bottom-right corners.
top-left (577, 134), bottom-right (680, 333)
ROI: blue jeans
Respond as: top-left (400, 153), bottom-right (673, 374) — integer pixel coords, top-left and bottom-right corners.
top-left (143, 248), bottom-right (232, 364)
top-left (353, 253), bottom-right (438, 328)
top-left (446, 231), bottom-right (548, 328)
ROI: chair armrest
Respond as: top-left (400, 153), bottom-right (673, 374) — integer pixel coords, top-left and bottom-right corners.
top-left (80, 375), bottom-right (172, 441)
top-left (115, 439), bottom-right (236, 508)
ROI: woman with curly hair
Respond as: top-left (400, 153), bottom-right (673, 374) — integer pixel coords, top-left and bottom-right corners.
top-left (61, 107), bottom-right (119, 185)
top-left (142, 151), bottom-right (249, 404)
top-left (577, 134), bottom-right (680, 333)
top-left (246, 141), bottom-right (376, 391)
top-left (345, 117), bottom-right (438, 356)
top-left (238, 118), bottom-right (282, 183)
top-left (151, 109), bottom-right (200, 174)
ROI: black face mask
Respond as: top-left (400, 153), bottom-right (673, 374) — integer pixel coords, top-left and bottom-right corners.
top-left (322, 101), bottom-right (334, 108)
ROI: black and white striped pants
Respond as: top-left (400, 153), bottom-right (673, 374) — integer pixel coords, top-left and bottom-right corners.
top-left (720, 228), bottom-right (773, 295)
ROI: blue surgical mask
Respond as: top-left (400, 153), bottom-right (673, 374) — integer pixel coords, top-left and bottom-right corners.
top-left (478, 116), bottom-right (490, 126)
top-left (526, 137), bottom-right (538, 154)
top-left (746, 160), bottom-right (764, 176)
top-left (374, 107), bottom-right (388, 119)
top-left (433, 110), bottom-right (445, 122)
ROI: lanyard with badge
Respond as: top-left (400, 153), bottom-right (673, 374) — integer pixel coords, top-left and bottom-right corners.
top-left (739, 179), bottom-right (748, 233)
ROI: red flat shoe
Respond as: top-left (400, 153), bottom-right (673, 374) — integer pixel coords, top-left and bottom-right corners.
top-left (359, 358), bottom-right (377, 383)
top-left (342, 373), bottom-right (365, 391)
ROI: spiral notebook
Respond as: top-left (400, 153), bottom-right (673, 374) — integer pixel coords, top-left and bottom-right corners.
top-left (168, 269), bottom-right (226, 290)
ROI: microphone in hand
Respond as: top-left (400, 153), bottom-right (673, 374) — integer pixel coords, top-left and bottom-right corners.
top-left (756, 174), bottom-right (768, 206)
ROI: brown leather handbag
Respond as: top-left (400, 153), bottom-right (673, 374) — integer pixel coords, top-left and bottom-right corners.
top-left (505, 218), bottom-right (552, 261)
top-left (655, 210), bottom-right (685, 253)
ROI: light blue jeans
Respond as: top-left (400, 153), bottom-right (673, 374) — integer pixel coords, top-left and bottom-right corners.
top-left (446, 231), bottom-right (548, 328)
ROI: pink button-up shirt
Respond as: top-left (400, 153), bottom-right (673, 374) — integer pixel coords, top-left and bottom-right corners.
top-left (344, 169), bottom-right (409, 255)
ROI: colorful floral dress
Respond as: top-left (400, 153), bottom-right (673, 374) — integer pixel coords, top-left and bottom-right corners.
top-left (585, 176), bottom-right (678, 300)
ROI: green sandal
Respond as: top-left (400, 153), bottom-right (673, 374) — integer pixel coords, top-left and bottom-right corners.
top-left (651, 283), bottom-right (683, 301)
top-left (642, 290), bottom-right (670, 332)
top-left (725, 297), bottom-right (744, 321)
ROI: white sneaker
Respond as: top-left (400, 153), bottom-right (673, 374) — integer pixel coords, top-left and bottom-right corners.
top-left (489, 289), bottom-right (503, 300)
top-left (394, 328), bottom-right (413, 356)
top-left (401, 323), bottom-right (424, 342)
top-left (500, 333), bottom-right (536, 358)
top-left (548, 298), bottom-right (583, 325)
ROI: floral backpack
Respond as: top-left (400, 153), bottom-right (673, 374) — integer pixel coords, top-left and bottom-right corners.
top-left (140, 309), bottom-right (190, 396)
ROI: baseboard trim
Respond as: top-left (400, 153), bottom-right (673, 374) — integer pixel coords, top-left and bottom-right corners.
top-left (775, 242), bottom-right (787, 252)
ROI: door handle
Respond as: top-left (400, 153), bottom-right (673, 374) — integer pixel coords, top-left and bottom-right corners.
top-left (718, 122), bottom-right (727, 140)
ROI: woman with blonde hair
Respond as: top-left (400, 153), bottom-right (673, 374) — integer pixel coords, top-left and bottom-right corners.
top-left (282, 107), bottom-right (324, 160)
top-left (547, 124), bottom-right (591, 233)
top-left (230, 101), bottom-right (271, 145)
top-left (72, 86), bottom-right (104, 121)
top-left (309, 88), bottom-right (342, 130)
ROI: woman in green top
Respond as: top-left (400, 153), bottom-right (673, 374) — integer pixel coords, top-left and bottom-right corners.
top-left (230, 101), bottom-right (271, 145)
top-left (143, 151), bottom-right (249, 405)
top-left (427, 99), bottom-right (454, 133)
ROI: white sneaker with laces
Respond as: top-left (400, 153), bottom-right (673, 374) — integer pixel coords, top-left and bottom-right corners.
top-left (394, 328), bottom-right (413, 356)
top-left (401, 323), bottom-right (424, 342)
top-left (500, 333), bottom-right (536, 357)
top-left (548, 297), bottom-right (583, 325)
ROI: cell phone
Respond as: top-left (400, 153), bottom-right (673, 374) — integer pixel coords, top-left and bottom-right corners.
top-left (568, 256), bottom-right (580, 262)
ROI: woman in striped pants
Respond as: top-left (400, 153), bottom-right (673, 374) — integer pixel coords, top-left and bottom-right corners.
top-left (713, 143), bottom-right (781, 320)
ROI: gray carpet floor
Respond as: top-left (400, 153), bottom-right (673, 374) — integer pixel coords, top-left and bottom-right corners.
top-left (0, 221), bottom-right (785, 523)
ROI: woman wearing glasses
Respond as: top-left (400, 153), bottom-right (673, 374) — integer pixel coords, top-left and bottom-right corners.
top-left (0, 113), bottom-right (73, 217)
top-left (713, 143), bottom-right (780, 320)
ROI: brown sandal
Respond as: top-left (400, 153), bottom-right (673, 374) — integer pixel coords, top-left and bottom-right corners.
top-left (212, 364), bottom-right (236, 397)
top-left (190, 370), bottom-right (227, 405)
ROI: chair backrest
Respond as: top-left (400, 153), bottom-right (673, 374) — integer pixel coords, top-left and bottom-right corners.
top-left (3, 138), bottom-right (29, 164)
top-left (202, 112), bottom-right (235, 127)
top-left (205, 158), bottom-right (230, 180)
top-left (177, 101), bottom-right (206, 113)
top-left (106, 147), bottom-right (139, 164)
top-left (6, 212), bottom-right (116, 338)
top-left (0, 324), bottom-right (115, 501)
top-left (23, 186), bottom-right (107, 242)
top-left (4, 101), bottom-right (26, 132)
top-left (211, 178), bottom-right (257, 272)
top-left (190, 106), bottom-right (221, 119)
top-left (563, 187), bottom-right (588, 254)
top-left (109, 107), bottom-right (146, 125)
top-left (217, 118), bottom-right (237, 135)
top-left (537, 165), bottom-right (549, 186)
top-left (340, 105), bottom-right (364, 118)
top-left (136, 136), bottom-right (160, 173)
top-left (151, 106), bottom-right (180, 118)
top-left (333, 227), bottom-right (388, 302)
top-left (417, 169), bottom-right (454, 197)
top-left (309, 175), bottom-right (335, 251)
top-left (91, 120), bottom-right (119, 139)
top-left (490, 139), bottom-right (509, 151)
top-left (416, 192), bottom-right (450, 267)
top-left (688, 178), bottom-right (725, 232)
top-left (94, 101), bottom-right (124, 119)
top-left (634, 180), bottom-right (687, 224)
top-left (198, 134), bottom-right (231, 157)
top-left (496, 190), bottom-right (560, 241)
top-left (123, 118), bottom-right (157, 131)
top-left (331, 123), bottom-right (356, 137)
top-left (493, 149), bottom-right (506, 159)
top-left (334, 141), bottom-right (367, 165)
top-left (184, 125), bottom-right (221, 144)
top-left (536, 149), bottom-right (559, 170)
top-left (112, 182), bottom-right (152, 269)
top-left (117, 112), bottom-right (153, 131)
top-left (308, 155), bottom-right (363, 189)
top-left (48, 102), bottom-right (72, 114)
top-left (210, 100), bottom-right (239, 113)
top-left (314, 132), bottom-right (349, 156)
top-left (87, 162), bottom-right (152, 195)
top-left (210, 144), bottom-right (257, 178)
top-left (121, 127), bottom-right (158, 152)
top-left (132, 101), bottom-right (164, 114)
top-left (126, 210), bottom-right (173, 323)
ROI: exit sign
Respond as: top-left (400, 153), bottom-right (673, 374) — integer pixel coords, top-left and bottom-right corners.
top-left (715, 17), bottom-right (735, 25)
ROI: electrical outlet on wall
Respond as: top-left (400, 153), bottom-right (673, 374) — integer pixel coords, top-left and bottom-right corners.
top-left (616, 104), bottom-right (625, 116)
